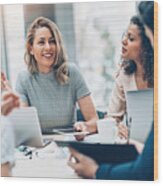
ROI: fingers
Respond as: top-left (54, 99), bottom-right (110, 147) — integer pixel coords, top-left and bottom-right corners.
top-left (1, 72), bottom-right (12, 91)
top-left (2, 91), bottom-right (19, 100)
top-left (74, 122), bottom-right (87, 141)
top-left (1, 92), bottom-right (20, 115)
top-left (74, 122), bottom-right (86, 132)
top-left (1, 72), bottom-right (7, 81)
top-left (117, 123), bottom-right (128, 139)
top-left (69, 147), bottom-right (86, 163)
top-left (1, 97), bottom-right (15, 115)
top-left (68, 148), bottom-right (81, 172)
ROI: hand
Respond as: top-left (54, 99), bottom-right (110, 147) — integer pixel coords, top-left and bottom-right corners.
top-left (117, 122), bottom-right (128, 139)
top-left (1, 91), bottom-right (20, 116)
top-left (68, 147), bottom-right (99, 178)
top-left (129, 139), bottom-right (144, 154)
top-left (73, 122), bottom-right (88, 141)
top-left (1, 72), bottom-right (12, 91)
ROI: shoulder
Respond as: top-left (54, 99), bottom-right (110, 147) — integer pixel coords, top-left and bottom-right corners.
top-left (67, 63), bottom-right (80, 77)
top-left (115, 67), bottom-right (134, 85)
top-left (17, 70), bottom-right (34, 83)
top-left (68, 63), bottom-right (78, 72)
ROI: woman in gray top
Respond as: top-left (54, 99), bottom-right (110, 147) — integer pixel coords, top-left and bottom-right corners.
top-left (16, 17), bottom-right (98, 131)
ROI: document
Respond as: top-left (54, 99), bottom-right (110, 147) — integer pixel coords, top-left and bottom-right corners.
top-left (52, 128), bottom-right (90, 136)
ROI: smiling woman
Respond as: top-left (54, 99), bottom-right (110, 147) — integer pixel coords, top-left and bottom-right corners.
top-left (29, 27), bottom-right (57, 73)
top-left (16, 17), bottom-right (98, 131)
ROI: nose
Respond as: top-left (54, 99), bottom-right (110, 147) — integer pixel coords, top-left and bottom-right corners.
top-left (122, 35), bottom-right (127, 46)
top-left (44, 42), bottom-right (51, 50)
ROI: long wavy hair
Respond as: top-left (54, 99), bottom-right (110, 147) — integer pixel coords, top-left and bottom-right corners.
top-left (24, 17), bottom-right (68, 84)
top-left (122, 16), bottom-right (154, 88)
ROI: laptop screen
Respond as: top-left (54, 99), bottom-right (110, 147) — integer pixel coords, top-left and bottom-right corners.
top-left (8, 107), bottom-right (44, 147)
top-left (126, 89), bottom-right (153, 143)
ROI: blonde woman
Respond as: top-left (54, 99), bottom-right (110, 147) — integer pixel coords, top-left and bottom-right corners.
top-left (16, 17), bottom-right (98, 130)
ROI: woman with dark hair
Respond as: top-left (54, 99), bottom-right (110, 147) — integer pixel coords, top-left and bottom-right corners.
top-left (75, 15), bottom-right (154, 138)
top-left (68, 1), bottom-right (155, 180)
top-left (108, 15), bottom-right (153, 127)
top-left (121, 16), bottom-right (153, 88)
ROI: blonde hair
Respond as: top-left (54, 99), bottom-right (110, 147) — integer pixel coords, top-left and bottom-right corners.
top-left (24, 16), bottom-right (68, 84)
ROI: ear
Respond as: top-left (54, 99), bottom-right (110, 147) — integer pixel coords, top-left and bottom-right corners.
top-left (29, 45), bottom-right (34, 55)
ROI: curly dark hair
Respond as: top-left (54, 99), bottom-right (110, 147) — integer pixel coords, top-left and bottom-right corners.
top-left (122, 16), bottom-right (154, 88)
top-left (138, 1), bottom-right (154, 33)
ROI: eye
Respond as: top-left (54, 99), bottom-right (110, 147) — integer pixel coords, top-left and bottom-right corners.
top-left (128, 34), bottom-right (135, 42)
top-left (49, 38), bottom-right (56, 44)
top-left (38, 40), bottom-right (45, 45)
top-left (129, 37), bottom-right (134, 41)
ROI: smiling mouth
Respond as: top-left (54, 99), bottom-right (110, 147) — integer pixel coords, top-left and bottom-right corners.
top-left (42, 53), bottom-right (54, 59)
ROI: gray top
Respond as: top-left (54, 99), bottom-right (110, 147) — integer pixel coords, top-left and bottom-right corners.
top-left (16, 63), bottom-right (90, 129)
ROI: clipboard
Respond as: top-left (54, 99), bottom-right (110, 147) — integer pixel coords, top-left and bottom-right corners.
top-left (55, 140), bottom-right (139, 164)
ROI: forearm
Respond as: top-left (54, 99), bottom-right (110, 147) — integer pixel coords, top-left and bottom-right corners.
top-left (84, 116), bottom-right (98, 133)
top-left (1, 163), bottom-right (12, 177)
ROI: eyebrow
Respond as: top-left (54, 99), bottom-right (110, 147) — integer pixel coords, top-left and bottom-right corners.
top-left (39, 37), bottom-right (55, 40)
top-left (127, 32), bottom-right (136, 38)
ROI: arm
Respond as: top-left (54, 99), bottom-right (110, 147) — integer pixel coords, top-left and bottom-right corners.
top-left (1, 163), bottom-right (12, 177)
top-left (107, 72), bottom-right (126, 123)
top-left (1, 71), bottom-right (12, 91)
top-left (68, 125), bottom-right (154, 180)
top-left (96, 125), bottom-right (154, 180)
top-left (108, 70), bottom-right (129, 138)
top-left (77, 95), bottom-right (98, 133)
top-left (70, 64), bottom-right (98, 136)
top-left (1, 91), bottom-right (20, 116)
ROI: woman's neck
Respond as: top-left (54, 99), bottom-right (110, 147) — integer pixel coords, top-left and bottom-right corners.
top-left (38, 66), bottom-right (52, 74)
top-left (135, 60), bottom-right (144, 77)
top-left (134, 60), bottom-right (148, 89)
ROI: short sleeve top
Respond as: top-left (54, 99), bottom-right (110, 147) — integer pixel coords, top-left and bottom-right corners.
top-left (16, 63), bottom-right (90, 129)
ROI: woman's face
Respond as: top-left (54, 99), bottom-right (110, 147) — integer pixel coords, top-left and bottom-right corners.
top-left (121, 24), bottom-right (142, 62)
top-left (30, 27), bottom-right (56, 73)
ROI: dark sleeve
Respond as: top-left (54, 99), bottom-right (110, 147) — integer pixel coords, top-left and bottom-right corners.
top-left (96, 125), bottom-right (154, 181)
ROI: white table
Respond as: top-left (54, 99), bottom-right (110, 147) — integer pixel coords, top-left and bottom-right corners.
top-left (12, 135), bottom-right (79, 178)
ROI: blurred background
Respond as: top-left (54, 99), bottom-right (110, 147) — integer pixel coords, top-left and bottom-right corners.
top-left (0, 1), bottom-right (137, 111)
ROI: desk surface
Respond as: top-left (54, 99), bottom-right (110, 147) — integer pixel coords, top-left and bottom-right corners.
top-left (12, 134), bottom-right (102, 178)
top-left (12, 137), bottom-right (79, 178)
top-left (12, 134), bottom-right (143, 178)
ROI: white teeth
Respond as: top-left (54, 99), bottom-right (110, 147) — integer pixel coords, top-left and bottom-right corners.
top-left (43, 54), bottom-right (52, 57)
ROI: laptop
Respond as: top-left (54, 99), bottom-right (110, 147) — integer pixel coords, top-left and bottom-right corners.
top-left (126, 89), bottom-right (153, 143)
top-left (8, 107), bottom-right (46, 148)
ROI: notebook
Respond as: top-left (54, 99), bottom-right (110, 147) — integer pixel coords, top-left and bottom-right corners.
top-left (55, 140), bottom-right (138, 164)
top-left (126, 89), bottom-right (154, 143)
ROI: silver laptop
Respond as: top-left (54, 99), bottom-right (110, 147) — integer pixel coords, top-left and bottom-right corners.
top-left (126, 89), bottom-right (153, 143)
top-left (8, 107), bottom-right (45, 148)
